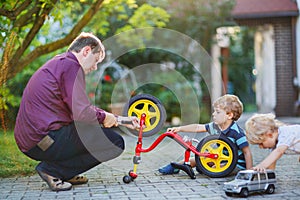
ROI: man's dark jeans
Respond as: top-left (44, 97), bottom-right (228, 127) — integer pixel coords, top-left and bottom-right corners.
top-left (25, 122), bottom-right (124, 180)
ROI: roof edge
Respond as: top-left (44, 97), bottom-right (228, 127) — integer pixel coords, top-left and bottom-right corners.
top-left (233, 11), bottom-right (299, 19)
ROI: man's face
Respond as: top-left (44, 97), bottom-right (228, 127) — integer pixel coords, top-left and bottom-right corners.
top-left (81, 47), bottom-right (103, 74)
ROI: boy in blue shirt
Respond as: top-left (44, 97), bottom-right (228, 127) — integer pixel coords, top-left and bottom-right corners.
top-left (159, 94), bottom-right (253, 178)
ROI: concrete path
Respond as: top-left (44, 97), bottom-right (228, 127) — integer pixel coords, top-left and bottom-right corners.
top-left (0, 113), bottom-right (299, 199)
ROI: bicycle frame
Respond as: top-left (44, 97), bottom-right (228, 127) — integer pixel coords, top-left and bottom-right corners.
top-left (128, 113), bottom-right (218, 179)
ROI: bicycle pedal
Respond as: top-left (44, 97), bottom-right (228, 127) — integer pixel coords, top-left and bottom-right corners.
top-left (171, 162), bottom-right (196, 179)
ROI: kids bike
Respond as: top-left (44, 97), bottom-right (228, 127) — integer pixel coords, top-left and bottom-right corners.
top-left (121, 94), bottom-right (238, 183)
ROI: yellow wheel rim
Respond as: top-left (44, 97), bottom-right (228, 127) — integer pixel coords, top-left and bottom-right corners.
top-left (127, 99), bottom-right (161, 132)
top-left (198, 139), bottom-right (233, 173)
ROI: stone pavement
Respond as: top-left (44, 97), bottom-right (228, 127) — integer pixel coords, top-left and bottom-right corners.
top-left (0, 113), bottom-right (299, 200)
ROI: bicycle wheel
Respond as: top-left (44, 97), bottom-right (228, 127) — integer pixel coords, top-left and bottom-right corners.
top-left (195, 134), bottom-right (238, 178)
top-left (122, 94), bottom-right (167, 137)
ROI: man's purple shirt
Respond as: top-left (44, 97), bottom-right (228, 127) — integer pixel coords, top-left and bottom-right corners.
top-left (14, 51), bottom-right (106, 152)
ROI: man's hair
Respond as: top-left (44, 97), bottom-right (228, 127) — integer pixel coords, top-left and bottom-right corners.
top-left (68, 32), bottom-right (105, 59)
top-left (245, 113), bottom-right (284, 144)
top-left (213, 94), bottom-right (243, 121)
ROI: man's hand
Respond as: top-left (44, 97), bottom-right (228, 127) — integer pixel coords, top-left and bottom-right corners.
top-left (103, 112), bottom-right (118, 128)
top-left (117, 116), bottom-right (144, 130)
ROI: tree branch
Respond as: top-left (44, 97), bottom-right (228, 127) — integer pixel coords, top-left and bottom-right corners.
top-left (6, 0), bottom-right (104, 81)
top-left (13, 2), bottom-right (42, 28)
top-left (6, 0), bottom-right (58, 79)
top-left (0, 0), bottom-right (32, 20)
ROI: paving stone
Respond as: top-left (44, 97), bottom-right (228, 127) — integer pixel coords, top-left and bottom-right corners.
top-left (0, 114), bottom-right (299, 199)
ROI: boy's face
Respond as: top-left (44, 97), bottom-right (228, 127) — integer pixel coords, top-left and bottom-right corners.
top-left (212, 106), bottom-right (232, 126)
top-left (257, 131), bottom-right (277, 149)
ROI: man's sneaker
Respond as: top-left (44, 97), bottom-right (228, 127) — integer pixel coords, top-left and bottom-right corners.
top-left (36, 169), bottom-right (72, 191)
top-left (67, 175), bottom-right (88, 185)
top-left (158, 163), bottom-right (180, 174)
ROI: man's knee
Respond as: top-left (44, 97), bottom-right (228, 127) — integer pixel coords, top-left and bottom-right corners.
top-left (102, 128), bottom-right (125, 150)
top-left (114, 133), bottom-right (125, 150)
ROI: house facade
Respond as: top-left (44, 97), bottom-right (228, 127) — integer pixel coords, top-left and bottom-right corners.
top-left (228, 0), bottom-right (299, 116)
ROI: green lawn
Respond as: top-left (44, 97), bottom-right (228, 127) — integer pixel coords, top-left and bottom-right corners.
top-left (0, 131), bottom-right (38, 178)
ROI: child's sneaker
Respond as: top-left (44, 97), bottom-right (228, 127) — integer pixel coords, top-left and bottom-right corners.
top-left (158, 163), bottom-right (180, 174)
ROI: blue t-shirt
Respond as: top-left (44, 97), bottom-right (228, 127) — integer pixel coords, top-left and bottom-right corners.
top-left (205, 122), bottom-right (248, 170)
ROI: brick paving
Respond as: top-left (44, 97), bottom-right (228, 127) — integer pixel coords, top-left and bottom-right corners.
top-left (0, 113), bottom-right (299, 199)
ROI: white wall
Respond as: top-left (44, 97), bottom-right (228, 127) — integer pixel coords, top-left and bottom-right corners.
top-left (254, 25), bottom-right (276, 113)
top-left (295, 0), bottom-right (300, 102)
top-left (210, 28), bottom-right (230, 102)
top-left (210, 43), bottom-right (223, 103)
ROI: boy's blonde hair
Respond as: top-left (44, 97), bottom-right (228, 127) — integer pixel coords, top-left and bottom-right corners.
top-left (245, 113), bottom-right (284, 144)
top-left (213, 94), bottom-right (243, 121)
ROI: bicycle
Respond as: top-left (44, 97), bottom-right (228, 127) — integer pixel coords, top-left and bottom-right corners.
top-left (120, 94), bottom-right (238, 183)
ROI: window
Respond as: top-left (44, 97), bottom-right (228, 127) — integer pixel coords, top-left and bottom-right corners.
top-left (260, 173), bottom-right (266, 180)
top-left (252, 174), bottom-right (258, 181)
top-left (267, 172), bottom-right (276, 179)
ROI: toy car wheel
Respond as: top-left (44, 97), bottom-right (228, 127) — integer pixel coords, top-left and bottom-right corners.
top-left (240, 188), bottom-right (249, 197)
top-left (195, 134), bottom-right (238, 178)
top-left (266, 184), bottom-right (275, 194)
top-left (122, 94), bottom-right (166, 137)
top-left (225, 192), bottom-right (233, 197)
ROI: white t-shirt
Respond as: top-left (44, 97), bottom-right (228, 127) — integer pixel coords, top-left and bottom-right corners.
top-left (277, 125), bottom-right (300, 154)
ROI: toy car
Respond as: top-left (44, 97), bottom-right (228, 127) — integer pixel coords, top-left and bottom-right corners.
top-left (223, 169), bottom-right (276, 197)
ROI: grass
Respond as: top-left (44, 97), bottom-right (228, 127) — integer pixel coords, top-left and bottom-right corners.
top-left (0, 131), bottom-right (38, 178)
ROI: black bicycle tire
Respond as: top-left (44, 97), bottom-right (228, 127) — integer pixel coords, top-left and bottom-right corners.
top-left (195, 134), bottom-right (238, 178)
top-left (122, 94), bottom-right (167, 137)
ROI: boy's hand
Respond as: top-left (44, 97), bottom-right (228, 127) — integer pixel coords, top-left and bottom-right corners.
top-left (167, 127), bottom-right (180, 132)
top-left (252, 165), bottom-right (266, 172)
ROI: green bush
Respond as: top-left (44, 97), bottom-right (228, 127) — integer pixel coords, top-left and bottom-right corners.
top-left (0, 131), bottom-right (38, 178)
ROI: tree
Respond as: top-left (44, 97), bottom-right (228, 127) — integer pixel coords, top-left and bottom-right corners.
top-left (1, 0), bottom-right (98, 84)
top-left (0, 0), bottom-right (170, 130)
top-left (0, 0), bottom-right (170, 82)
top-left (148, 0), bottom-right (235, 50)
top-left (228, 27), bottom-right (255, 109)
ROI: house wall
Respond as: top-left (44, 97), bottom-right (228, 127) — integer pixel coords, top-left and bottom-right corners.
top-left (254, 25), bottom-right (276, 113)
top-left (211, 43), bottom-right (223, 103)
top-left (295, 0), bottom-right (300, 112)
top-left (235, 17), bottom-right (297, 116)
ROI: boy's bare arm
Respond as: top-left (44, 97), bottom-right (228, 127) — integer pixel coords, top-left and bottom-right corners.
top-left (242, 146), bottom-right (253, 169)
top-left (267, 161), bottom-right (276, 170)
top-left (167, 124), bottom-right (206, 133)
top-left (253, 145), bottom-right (288, 172)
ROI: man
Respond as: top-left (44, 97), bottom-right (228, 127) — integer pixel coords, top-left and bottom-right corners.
top-left (14, 32), bottom-right (139, 191)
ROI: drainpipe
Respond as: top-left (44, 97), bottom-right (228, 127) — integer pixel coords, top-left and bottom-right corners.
top-left (293, 0), bottom-right (300, 112)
